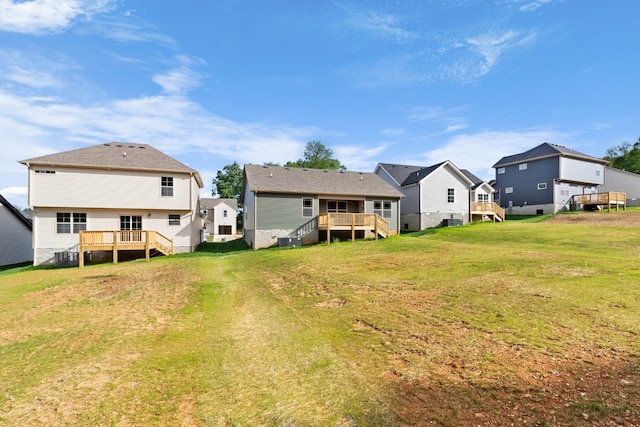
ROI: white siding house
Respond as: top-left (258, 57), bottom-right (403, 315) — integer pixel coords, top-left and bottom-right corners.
top-left (20, 142), bottom-right (204, 266)
top-left (375, 161), bottom-right (475, 231)
top-left (201, 198), bottom-right (238, 240)
top-left (0, 194), bottom-right (33, 266)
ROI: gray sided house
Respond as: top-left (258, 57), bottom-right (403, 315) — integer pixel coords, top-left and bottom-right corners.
top-left (375, 161), bottom-right (475, 231)
top-left (493, 143), bottom-right (607, 215)
top-left (241, 164), bottom-right (404, 249)
top-left (0, 194), bottom-right (33, 266)
top-left (600, 167), bottom-right (640, 207)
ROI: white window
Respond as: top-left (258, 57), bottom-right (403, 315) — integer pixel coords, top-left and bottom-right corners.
top-left (505, 187), bottom-right (513, 194)
top-left (161, 176), bottom-right (174, 196)
top-left (73, 213), bottom-right (87, 233)
top-left (57, 212), bottom-right (86, 233)
top-left (373, 201), bottom-right (392, 218)
top-left (35, 169), bottom-right (55, 174)
top-left (478, 194), bottom-right (489, 202)
top-left (56, 213), bottom-right (71, 233)
top-left (120, 216), bottom-right (142, 230)
top-left (169, 214), bottom-right (180, 225)
top-left (447, 188), bottom-right (455, 203)
top-left (302, 198), bottom-right (313, 217)
top-left (537, 182), bottom-right (547, 190)
top-left (223, 210), bottom-right (228, 218)
top-left (497, 167), bottom-right (505, 174)
top-left (519, 163), bottom-right (528, 170)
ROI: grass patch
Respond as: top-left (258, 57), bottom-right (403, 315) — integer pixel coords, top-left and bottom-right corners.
top-left (1, 218), bottom-right (639, 425)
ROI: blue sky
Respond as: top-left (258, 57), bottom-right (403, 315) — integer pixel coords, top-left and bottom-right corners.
top-left (1, 0), bottom-right (639, 209)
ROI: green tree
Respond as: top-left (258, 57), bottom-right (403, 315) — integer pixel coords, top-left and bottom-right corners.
top-left (284, 141), bottom-right (346, 170)
top-left (604, 137), bottom-right (640, 173)
top-left (212, 161), bottom-right (243, 199)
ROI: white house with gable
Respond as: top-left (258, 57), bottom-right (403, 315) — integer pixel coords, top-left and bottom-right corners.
top-left (20, 142), bottom-right (204, 266)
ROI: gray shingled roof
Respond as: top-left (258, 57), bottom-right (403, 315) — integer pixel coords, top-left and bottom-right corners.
top-left (376, 163), bottom-right (425, 186)
top-left (201, 198), bottom-right (238, 210)
top-left (20, 142), bottom-right (203, 187)
top-left (378, 161), bottom-right (473, 187)
top-left (493, 142), bottom-right (607, 168)
top-left (243, 164), bottom-right (405, 199)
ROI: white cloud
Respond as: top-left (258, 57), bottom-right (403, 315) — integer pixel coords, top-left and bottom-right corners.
top-left (0, 0), bottom-right (115, 34)
top-left (90, 13), bottom-right (176, 46)
top-left (0, 88), bottom-right (318, 181)
top-left (407, 105), bottom-right (469, 136)
top-left (466, 30), bottom-right (537, 78)
top-left (418, 128), bottom-right (577, 181)
top-left (0, 49), bottom-right (73, 89)
top-left (334, 144), bottom-right (387, 171)
top-left (351, 10), bottom-right (416, 42)
top-left (519, 0), bottom-right (554, 12)
top-left (152, 56), bottom-right (207, 95)
top-left (380, 128), bottom-right (407, 137)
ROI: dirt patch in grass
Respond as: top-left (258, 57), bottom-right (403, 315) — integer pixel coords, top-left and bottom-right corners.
top-left (545, 209), bottom-right (640, 226)
top-left (390, 333), bottom-right (639, 426)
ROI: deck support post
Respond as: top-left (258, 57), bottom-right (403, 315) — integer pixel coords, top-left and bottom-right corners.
top-left (145, 230), bottom-right (150, 261)
top-left (79, 231), bottom-right (85, 268)
top-left (351, 214), bottom-right (355, 242)
top-left (113, 231), bottom-right (118, 264)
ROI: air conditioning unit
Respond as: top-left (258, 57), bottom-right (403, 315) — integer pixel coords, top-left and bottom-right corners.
top-left (278, 237), bottom-right (302, 247)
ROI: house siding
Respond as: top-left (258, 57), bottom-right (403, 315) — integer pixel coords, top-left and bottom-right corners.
top-left (0, 204), bottom-right (32, 266)
top-left (418, 165), bottom-right (470, 229)
top-left (600, 167), bottom-right (640, 206)
top-left (32, 207), bottom-right (199, 265)
top-left (560, 157), bottom-right (605, 186)
top-left (496, 157), bottom-right (558, 207)
top-left (29, 168), bottom-right (194, 210)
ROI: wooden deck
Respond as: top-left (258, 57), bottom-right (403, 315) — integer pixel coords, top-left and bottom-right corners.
top-left (470, 202), bottom-right (505, 223)
top-left (79, 230), bottom-right (173, 267)
top-left (317, 213), bottom-right (390, 244)
top-left (573, 192), bottom-right (626, 212)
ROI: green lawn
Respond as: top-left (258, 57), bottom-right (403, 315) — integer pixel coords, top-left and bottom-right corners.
top-left (1, 217), bottom-right (638, 426)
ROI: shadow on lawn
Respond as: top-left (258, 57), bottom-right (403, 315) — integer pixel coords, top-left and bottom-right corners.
top-left (195, 238), bottom-right (250, 255)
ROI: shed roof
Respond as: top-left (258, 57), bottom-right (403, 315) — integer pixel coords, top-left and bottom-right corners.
top-left (20, 142), bottom-right (203, 187)
top-left (493, 142), bottom-right (607, 168)
top-left (242, 164), bottom-right (404, 200)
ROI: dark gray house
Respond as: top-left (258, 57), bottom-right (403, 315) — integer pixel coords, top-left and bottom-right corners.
top-left (241, 164), bottom-right (404, 249)
top-left (493, 143), bottom-right (607, 214)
